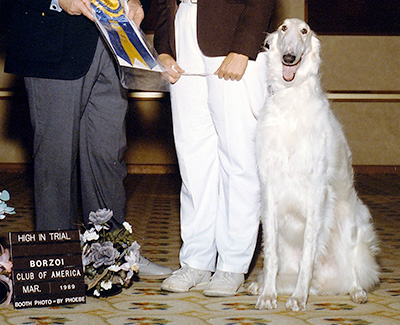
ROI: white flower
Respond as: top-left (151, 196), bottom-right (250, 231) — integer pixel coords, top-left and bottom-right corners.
top-left (81, 244), bottom-right (90, 271)
top-left (82, 209), bottom-right (139, 296)
top-left (0, 190), bottom-right (10, 201)
top-left (122, 221), bottom-right (132, 233)
top-left (108, 264), bottom-right (121, 272)
top-left (120, 243), bottom-right (140, 282)
top-left (94, 224), bottom-right (104, 232)
top-left (0, 245), bottom-right (12, 273)
top-left (89, 208), bottom-right (113, 225)
top-left (0, 193), bottom-right (15, 219)
top-left (101, 281), bottom-right (112, 290)
top-left (82, 228), bottom-right (99, 242)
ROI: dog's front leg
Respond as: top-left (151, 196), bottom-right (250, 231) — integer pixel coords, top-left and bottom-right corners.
top-left (256, 189), bottom-right (279, 310)
top-left (287, 185), bottom-right (326, 311)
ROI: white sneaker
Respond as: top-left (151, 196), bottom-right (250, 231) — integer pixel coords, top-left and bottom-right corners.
top-left (203, 270), bottom-right (244, 297)
top-left (161, 266), bottom-right (211, 293)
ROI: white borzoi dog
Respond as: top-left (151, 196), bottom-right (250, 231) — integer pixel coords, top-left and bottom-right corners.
top-left (249, 18), bottom-right (380, 311)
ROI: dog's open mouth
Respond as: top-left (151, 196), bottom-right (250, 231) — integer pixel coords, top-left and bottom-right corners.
top-left (282, 59), bottom-right (301, 82)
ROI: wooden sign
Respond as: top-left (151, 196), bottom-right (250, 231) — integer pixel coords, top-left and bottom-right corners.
top-left (9, 230), bottom-right (86, 309)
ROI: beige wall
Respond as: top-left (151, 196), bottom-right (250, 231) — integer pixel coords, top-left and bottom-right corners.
top-left (0, 0), bottom-right (399, 169)
top-left (321, 34), bottom-right (400, 165)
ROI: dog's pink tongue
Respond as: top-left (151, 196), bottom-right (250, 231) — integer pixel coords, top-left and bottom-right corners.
top-left (282, 64), bottom-right (297, 82)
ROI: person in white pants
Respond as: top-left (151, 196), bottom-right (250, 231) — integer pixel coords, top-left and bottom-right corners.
top-left (154, 0), bottom-right (274, 296)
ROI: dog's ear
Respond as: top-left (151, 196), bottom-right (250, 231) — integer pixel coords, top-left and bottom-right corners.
top-left (311, 32), bottom-right (321, 53)
top-left (310, 32), bottom-right (321, 62)
top-left (304, 31), bottom-right (321, 75)
top-left (264, 37), bottom-right (270, 50)
top-left (259, 32), bottom-right (270, 52)
top-left (263, 32), bottom-right (275, 51)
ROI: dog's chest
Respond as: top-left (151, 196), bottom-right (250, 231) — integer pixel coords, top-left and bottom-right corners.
top-left (257, 94), bottom-right (328, 173)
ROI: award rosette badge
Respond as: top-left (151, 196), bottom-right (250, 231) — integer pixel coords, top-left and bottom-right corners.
top-left (91, 0), bottom-right (168, 91)
top-left (91, 0), bottom-right (160, 70)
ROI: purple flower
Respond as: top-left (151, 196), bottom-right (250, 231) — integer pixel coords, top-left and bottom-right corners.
top-left (88, 242), bottom-right (120, 268)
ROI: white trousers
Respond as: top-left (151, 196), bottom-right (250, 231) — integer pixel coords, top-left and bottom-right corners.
top-left (171, 3), bottom-right (268, 273)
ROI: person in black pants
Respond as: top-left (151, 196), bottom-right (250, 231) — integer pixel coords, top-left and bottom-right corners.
top-left (5, 0), bottom-right (171, 278)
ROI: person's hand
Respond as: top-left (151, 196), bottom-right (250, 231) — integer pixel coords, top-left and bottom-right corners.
top-left (215, 52), bottom-right (249, 81)
top-left (126, 0), bottom-right (145, 26)
top-left (59, 0), bottom-right (94, 21)
top-left (158, 53), bottom-right (185, 84)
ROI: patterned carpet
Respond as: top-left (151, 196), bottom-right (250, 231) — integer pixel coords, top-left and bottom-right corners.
top-left (0, 172), bottom-right (400, 325)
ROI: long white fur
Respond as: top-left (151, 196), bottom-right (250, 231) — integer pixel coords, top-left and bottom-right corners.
top-left (249, 18), bottom-right (380, 311)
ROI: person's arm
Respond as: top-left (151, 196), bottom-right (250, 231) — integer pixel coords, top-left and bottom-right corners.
top-left (58, 0), bottom-right (93, 20)
top-left (58, 0), bottom-right (145, 23)
top-left (126, 0), bottom-right (145, 26)
top-left (154, 0), bottom-right (176, 58)
top-left (229, 0), bottom-right (275, 60)
top-left (215, 0), bottom-right (275, 80)
top-left (157, 54), bottom-right (184, 84)
top-left (13, 0), bottom-right (61, 12)
top-left (13, 0), bottom-right (93, 19)
top-left (15, 0), bottom-right (146, 24)
top-left (215, 53), bottom-right (249, 81)
top-left (154, 0), bottom-right (182, 83)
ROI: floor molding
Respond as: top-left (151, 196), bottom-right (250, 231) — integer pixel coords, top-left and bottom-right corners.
top-left (327, 91), bottom-right (400, 102)
top-left (126, 164), bottom-right (179, 174)
top-left (2, 89), bottom-right (400, 102)
top-left (0, 163), bottom-right (32, 173)
top-left (0, 163), bottom-right (398, 175)
top-left (0, 163), bottom-right (180, 174)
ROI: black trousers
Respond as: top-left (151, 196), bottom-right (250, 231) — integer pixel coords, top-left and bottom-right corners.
top-left (25, 39), bottom-right (128, 231)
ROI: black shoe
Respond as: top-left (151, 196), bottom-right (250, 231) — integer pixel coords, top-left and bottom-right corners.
top-left (86, 284), bottom-right (123, 298)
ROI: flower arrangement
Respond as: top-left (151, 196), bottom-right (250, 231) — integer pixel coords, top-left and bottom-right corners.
top-left (0, 190), bottom-right (15, 305)
top-left (81, 208), bottom-right (140, 297)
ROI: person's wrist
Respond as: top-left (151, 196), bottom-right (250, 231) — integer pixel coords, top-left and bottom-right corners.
top-left (128, 0), bottom-right (142, 5)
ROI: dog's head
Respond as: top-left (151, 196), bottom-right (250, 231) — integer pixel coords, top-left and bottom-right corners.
top-left (265, 18), bottom-right (321, 85)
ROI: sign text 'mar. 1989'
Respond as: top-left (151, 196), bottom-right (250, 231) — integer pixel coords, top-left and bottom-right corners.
top-left (9, 230), bottom-right (86, 309)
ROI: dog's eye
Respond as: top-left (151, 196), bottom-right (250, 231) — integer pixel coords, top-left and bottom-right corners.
top-left (281, 25), bottom-right (287, 32)
top-left (301, 28), bottom-right (308, 35)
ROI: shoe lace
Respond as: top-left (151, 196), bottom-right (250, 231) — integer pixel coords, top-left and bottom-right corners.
top-left (211, 271), bottom-right (237, 284)
top-left (173, 266), bottom-right (197, 282)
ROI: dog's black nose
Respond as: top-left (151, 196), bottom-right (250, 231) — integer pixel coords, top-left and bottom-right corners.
top-left (283, 54), bottom-right (296, 64)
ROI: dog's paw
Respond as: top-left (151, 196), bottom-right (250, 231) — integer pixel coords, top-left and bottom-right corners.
top-left (286, 296), bottom-right (307, 311)
top-left (248, 282), bottom-right (261, 295)
top-left (255, 294), bottom-right (277, 310)
top-left (350, 288), bottom-right (368, 304)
